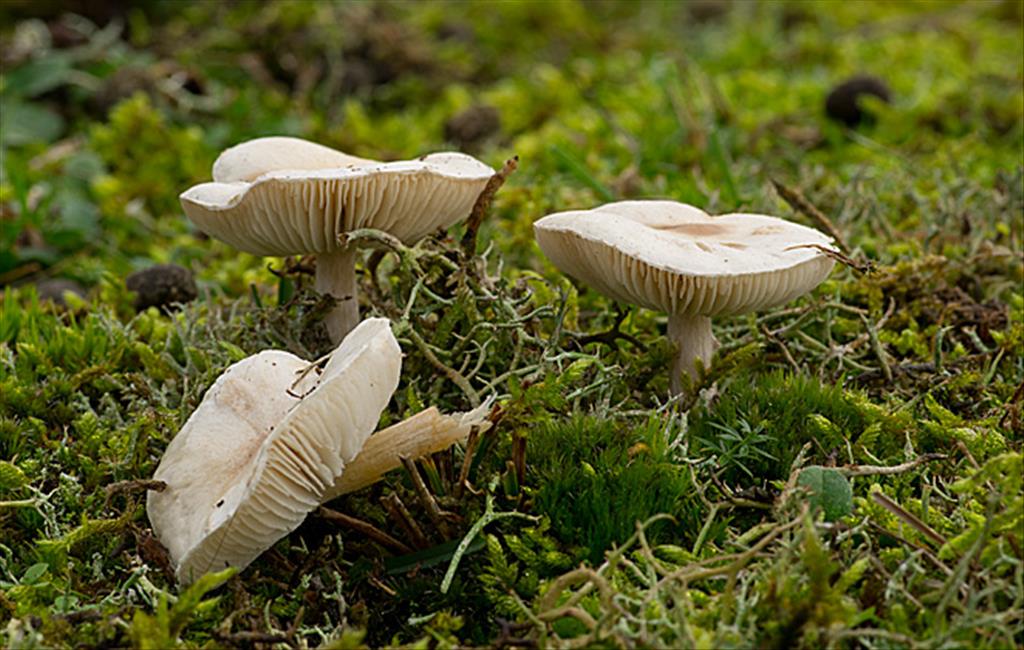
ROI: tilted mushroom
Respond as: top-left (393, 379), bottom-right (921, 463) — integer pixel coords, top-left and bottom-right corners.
top-left (180, 137), bottom-right (495, 343)
top-left (534, 200), bottom-right (836, 394)
top-left (147, 318), bottom-right (492, 583)
top-left (148, 318), bottom-right (401, 583)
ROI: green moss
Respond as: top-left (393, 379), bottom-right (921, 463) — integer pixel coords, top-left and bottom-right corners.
top-left (690, 371), bottom-right (909, 482)
top-left (528, 416), bottom-right (700, 563)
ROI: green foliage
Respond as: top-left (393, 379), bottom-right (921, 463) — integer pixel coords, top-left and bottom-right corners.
top-left (89, 93), bottom-right (212, 220)
top-left (689, 370), bottom-right (908, 482)
top-left (128, 568), bottom-right (235, 649)
top-left (944, 452), bottom-right (1023, 566)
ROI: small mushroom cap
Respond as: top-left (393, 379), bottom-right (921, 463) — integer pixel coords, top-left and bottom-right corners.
top-left (212, 136), bottom-right (375, 183)
top-left (534, 200), bottom-right (836, 317)
top-left (180, 137), bottom-right (494, 256)
top-left (147, 317), bottom-right (401, 583)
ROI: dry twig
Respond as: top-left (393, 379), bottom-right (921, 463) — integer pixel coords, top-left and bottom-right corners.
top-left (401, 456), bottom-right (453, 539)
top-left (841, 453), bottom-right (947, 477)
top-left (381, 493), bottom-right (429, 550)
top-left (461, 156), bottom-right (519, 257)
top-left (871, 491), bottom-right (949, 548)
top-left (316, 506), bottom-right (412, 554)
top-left (772, 179), bottom-right (850, 253)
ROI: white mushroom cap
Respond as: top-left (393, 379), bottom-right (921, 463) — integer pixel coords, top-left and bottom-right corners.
top-left (147, 317), bottom-right (401, 583)
top-left (180, 137), bottom-right (495, 256)
top-left (212, 136), bottom-right (374, 183)
top-left (533, 200), bottom-right (836, 318)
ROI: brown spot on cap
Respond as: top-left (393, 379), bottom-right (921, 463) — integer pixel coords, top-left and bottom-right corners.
top-left (651, 222), bottom-right (729, 236)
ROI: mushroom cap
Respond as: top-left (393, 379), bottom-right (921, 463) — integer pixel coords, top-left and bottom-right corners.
top-left (180, 137), bottom-right (494, 256)
top-left (212, 136), bottom-right (375, 183)
top-left (534, 200), bottom-right (836, 317)
top-left (147, 317), bottom-right (401, 583)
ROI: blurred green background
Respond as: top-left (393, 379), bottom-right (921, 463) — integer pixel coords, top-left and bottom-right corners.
top-left (3, 0), bottom-right (1020, 291)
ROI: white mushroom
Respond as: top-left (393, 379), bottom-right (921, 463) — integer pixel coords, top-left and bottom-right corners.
top-left (148, 317), bottom-right (401, 583)
top-left (534, 200), bottom-right (837, 394)
top-left (180, 137), bottom-right (494, 343)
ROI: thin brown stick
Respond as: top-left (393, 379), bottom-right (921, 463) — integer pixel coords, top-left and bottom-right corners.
top-left (760, 323), bottom-right (800, 372)
top-left (785, 243), bottom-right (872, 273)
top-left (381, 493), bottom-right (429, 549)
top-left (772, 179), bottom-right (849, 254)
top-left (512, 434), bottom-right (526, 488)
top-left (841, 453), bottom-right (947, 477)
top-left (871, 491), bottom-right (949, 548)
top-left (453, 425), bottom-right (481, 500)
top-left (104, 479), bottom-right (166, 509)
top-left (401, 456), bottom-right (453, 538)
top-left (461, 156), bottom-right (519, 257)
top-left (868, 521), bottom-right (952, 576)
top-left (316, 506), bottom-right (412, 554)
top-left (107, 479), bottom-right (166, 495)
top-left (956, 440), bottom-right (996, 493)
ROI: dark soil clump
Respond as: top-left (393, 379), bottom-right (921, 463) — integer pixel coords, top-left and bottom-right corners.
top-left (825, 75), bottom-right (891, 126)
top-left (126, 264), bottom-right (198, 312)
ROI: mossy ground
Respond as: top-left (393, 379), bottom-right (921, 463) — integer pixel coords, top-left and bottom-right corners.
top-left (1, 1), bottom-right (1022, 647)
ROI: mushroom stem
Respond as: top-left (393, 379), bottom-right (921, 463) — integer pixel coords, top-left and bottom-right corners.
top-left (316, 246), bottom-right (360, 344)
top-left (321, 406), bottom-right (491, 502)
top-left (667, 312), bottom-right (719, 395)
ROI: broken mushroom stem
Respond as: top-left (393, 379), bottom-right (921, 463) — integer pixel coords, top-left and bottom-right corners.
top-left (315, 246), bottom-right (360, 344)
top-left (323, 404), bottom-right (492, 502)
top-left (668, 312), bottom-right (719, 395)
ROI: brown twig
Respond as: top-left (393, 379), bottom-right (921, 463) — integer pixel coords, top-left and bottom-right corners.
top-left (772, 179), bottom-right (850, 254)
top-left (316, 506), bottom-right (412, 554)
top-left (288, 352), bottom-right (331, 396)
top-left (785, 243), bottom-right (873, 273)
top-left (760, 323), bottom-right (800, 371)
top-left (512, 434), bottom-right (526, 489)
top-left (107, 479), bottom-right (166, 495)
top-left (104, 479), bottom-right (166, 510)
top-left (840, 453), bottom-right (947, 478)
top-left (266, 255), bottom-right (316, 279)
top-left (453, 425), bottom-right (481, 500)
top-left (868, 521), bottom-right (953, 576)
top-left (572, 306), bottom-right (645, 350)
top-left (955, 440), bottom-right (996, 493)
top-left (401, 457), bottom-right (453, 538)
top-left (461, 156), bottom-right (519, 257)
top-left (871, 491), bottom-right (949, 549)
top-left (381, 492), bottom-right (429, 549)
